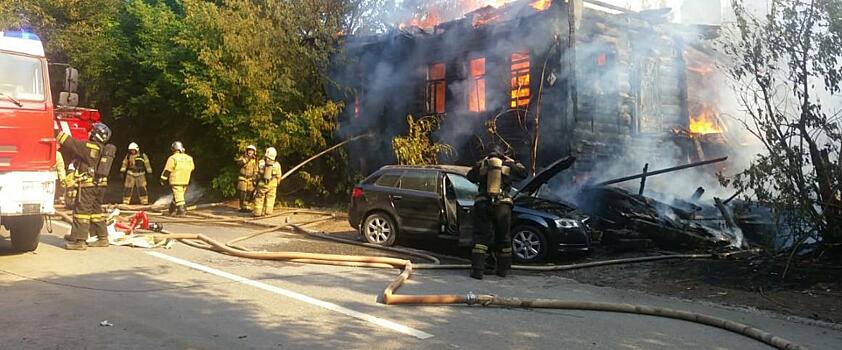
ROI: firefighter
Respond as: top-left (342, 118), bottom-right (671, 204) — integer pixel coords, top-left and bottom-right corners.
top-left (54, 146), bottom-right (66, 204)
top-left (120, 142), bottom-right (153, 205)
top-left (160, 141), bottom-right (195, 217)
top-left (253, 147), bottom-right (282, 217)
top-left (57, 123), bottom-right (112, 250)
top-left (465, 146), bottom-right (527, 279)
top-left (235, 145), bottom-right (259, 212)
top-left (64, 163), bottom-right (78, 208)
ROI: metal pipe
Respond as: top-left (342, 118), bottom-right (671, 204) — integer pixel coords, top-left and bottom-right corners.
top-left (594, 157), bottom-right (728, 186)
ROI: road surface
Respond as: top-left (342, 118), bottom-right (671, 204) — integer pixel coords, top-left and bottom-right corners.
top-left (1, 215), bottom-right (841, 349)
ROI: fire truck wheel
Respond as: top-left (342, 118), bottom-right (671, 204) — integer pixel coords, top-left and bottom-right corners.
top-left (9, 215), bottom-right (43, 252)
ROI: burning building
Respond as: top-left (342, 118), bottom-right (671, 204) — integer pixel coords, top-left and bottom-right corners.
top-left (330, 0), bottom-right (730, 180)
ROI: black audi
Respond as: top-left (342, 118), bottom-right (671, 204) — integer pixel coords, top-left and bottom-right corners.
top-left (348, 157), bottom-right (590, 263)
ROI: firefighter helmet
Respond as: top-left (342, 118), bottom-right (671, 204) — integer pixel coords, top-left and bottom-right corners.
top-left (265, 147), bottom-right (277, 161)
top-left (128, 142), bottom-right (139, 151)
top-left (89, 123), bottom-right (111, 143)
top-left (246, 145), bottom-right (257, 152)
top-left (171, 141), bottom-right (185, 152)
top-left (487, 144), bottom-right (506, 158)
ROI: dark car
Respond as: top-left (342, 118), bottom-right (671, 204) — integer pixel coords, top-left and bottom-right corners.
top-left (348, 157), bottom-right (590, 263)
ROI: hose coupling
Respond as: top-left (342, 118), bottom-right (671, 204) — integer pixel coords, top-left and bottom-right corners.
top-left (465, 292), bottom-right (479, 305)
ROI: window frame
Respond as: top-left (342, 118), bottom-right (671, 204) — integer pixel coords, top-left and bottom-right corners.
top-left (426, 62), bottom-right (446, 114)
top-left (510, 51), bottom-right (531, 108)
top-left (466, 57), bottom-right (486, 112)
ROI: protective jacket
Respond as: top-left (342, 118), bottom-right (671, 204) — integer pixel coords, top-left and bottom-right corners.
top-left (236, 156), bottom-right (259, 189)
top-left (57, 131), bottom-right (105, 187)
top-left (121, 153), bottom-right (152, 176)
top-left (466, 155), bottom-right (527, 204)
top-left (55, 151), bottom-right (66, 183)
top-left (161, 152), bottom-right (195, 186)
top-left (257, 159), bottom-right (282, 187)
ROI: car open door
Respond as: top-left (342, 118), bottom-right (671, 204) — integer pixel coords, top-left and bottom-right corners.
top-left (444, 173), bottom-right (478, 247)
top-left (391, 170), bottom-right (442, 234)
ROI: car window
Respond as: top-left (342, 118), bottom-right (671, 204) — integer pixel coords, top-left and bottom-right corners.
top-left (399, 171), bottom-right (437, 193)
top-left (446, 174), bottom-right (478, 201)
top-left (374, 171), bottom-right (402, 188)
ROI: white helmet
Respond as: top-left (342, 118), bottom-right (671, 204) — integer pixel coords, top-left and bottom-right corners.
top-left (246, 145), bottom-right (257, 152)
top-left (128, 142), bottom-right (139, 151)
top-left (265, 147), bottom-right (278, 161)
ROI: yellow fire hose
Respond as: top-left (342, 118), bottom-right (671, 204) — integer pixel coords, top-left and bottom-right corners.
top-left (50, 209), bottom-right (804, 349)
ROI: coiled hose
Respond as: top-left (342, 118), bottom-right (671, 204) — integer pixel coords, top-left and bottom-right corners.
top-left (50, 209), bottom-right (804, 349)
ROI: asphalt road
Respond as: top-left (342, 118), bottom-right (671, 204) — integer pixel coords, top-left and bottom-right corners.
top-left (1, 216), bottom-right (841, 350)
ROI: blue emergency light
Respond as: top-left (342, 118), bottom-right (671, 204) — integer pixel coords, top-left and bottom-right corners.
top-left (1, 30), bottom-right (41, 41)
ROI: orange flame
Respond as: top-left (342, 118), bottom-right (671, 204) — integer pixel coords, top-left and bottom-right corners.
top-left (400, 0), bottom-right (552, 30)
top-left (530, 0), bottom-right (552, 11)
top-left (688, 104), bottom-right (723, 135)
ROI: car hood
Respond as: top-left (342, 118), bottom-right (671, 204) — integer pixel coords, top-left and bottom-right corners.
top-left (516, 156), bottom-right (576, 197)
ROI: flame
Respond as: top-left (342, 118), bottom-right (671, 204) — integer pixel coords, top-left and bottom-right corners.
top-left (400, 0), bottom-right (552, 30)
top-left (688, 105), bottom-right (723, 135)
top-left (530, 0), bottom-right (552, 11)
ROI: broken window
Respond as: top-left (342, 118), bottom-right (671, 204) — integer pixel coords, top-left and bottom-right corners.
top-left (510, 51), bottom-right (530, 108)
top-left (426, 63), bottom-right (446, 114)
top-left (467, 57), bottom-right (486, 112)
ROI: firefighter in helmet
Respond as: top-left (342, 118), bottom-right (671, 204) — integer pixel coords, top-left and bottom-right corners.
top-left (57, 122), bottom-right (113, 250)
top-left (465, 145), bottom-right (527, 279)
top-left (120, 142), bottom-right (153, 205)
top-left (160, 141), bottom-right (195, 217)
top-left (253, 147), bottom-right (282, 217)
top-left (235, 145), bottom-right (259, 212)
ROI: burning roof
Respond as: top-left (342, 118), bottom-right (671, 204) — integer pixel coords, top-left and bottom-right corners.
top-left (399, 0), bottom-right (555, 31)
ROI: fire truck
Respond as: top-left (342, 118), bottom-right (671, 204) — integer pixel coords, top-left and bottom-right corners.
top-left (0, 30), bottom-right (97, 251)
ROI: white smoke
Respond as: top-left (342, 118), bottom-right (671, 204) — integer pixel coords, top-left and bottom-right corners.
top-left (153, 184), bottom-right (207, 206)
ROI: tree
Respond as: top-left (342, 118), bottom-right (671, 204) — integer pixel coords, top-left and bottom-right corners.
top-left (721, 0), bottom-right (842, 252)
top-left (392, 115), bottom-right (454, 165)
top-left (3, 0), bottom-right (356, 198)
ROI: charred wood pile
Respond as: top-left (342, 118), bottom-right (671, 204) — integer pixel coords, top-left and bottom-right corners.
top-left (573, 157), bottom-right (748, 253)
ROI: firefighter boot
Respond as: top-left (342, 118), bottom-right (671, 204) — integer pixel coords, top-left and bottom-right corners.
top-left (88, 239), bottom-right (109, 247)
top-left (65, 234), bottom-right (90, 242)
top-left (470, 244), bottom-right (488, 280)
top-left (167, 202), bottom-right (176, 216)
top-left (176, 205), bottom-right (187, 217)
top-left (64, 240), bottom-right (87, 251)
top-left (496, 247), bottom-right (513, 277)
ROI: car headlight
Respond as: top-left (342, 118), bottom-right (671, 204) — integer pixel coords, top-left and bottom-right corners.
top-left (555, 218), bottom-right (580, 229)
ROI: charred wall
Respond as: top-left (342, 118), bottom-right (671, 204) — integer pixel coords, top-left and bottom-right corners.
top-left (330, 2), bottom-right (723, 181)
top-left (331, 2), bottom-right (570, 174)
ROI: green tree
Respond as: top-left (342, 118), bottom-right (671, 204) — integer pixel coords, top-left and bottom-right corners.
top-left (3, 0), bottom-right (356, 198)
top-left (392, 115), bottom-right (454, 165)
top-left (721, 0), bottom-right (842, 252)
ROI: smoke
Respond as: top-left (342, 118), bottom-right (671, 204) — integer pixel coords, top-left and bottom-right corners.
top-left (153, 184), bottom-right (208, 206)
top-left (333, 0), bottom-right (560, 171)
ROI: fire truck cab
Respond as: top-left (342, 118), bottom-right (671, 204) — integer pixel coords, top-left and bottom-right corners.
top-left (0, 30), bottom-right (56, 251)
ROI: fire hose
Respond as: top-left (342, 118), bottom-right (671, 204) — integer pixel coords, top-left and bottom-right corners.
top-left (49, 210), bottom-right (804, 349)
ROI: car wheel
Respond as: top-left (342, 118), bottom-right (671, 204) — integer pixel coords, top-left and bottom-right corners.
top-left (361, 212), bottom-right (397, 246)
top-left (512, 225), bottom-right (547, 263)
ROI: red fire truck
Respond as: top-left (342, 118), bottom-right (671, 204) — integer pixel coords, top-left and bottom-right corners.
top-left (0, 30), bottom-right (94, 251)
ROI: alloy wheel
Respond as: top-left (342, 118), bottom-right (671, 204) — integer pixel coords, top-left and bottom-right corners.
top-left (365, 216), bottom-right (393, 244)
top-left (513, 229), bottom-right (542, 261)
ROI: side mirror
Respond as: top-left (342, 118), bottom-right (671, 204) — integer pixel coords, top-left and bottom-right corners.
top-left (59, 92), bottom-right (79, 107)
top-left (64, 67), bottom-right (79, 93)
